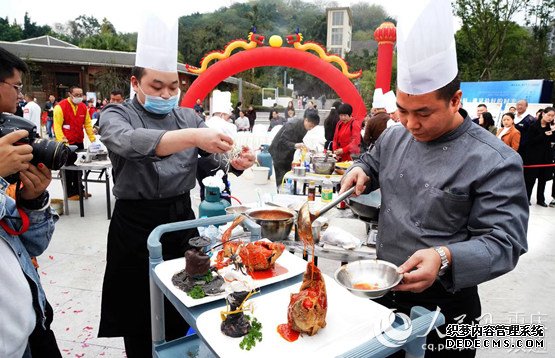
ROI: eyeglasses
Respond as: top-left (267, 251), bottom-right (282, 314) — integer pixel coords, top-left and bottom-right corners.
top-left (0, 81), bottom-right (23, 93)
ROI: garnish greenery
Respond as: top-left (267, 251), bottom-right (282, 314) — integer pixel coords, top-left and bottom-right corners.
top-left (203, 271), bottom-right (213, 283)
top-left (187, 285), bottom-right (206, 299)
top-left (239, 316), bottom-right (263, 350)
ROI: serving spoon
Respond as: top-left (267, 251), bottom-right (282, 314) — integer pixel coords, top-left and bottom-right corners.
top-left (297, 186), bottom-right (356, 246)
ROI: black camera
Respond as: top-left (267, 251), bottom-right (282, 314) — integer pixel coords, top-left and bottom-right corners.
top-left (0, 113), bottom-right (70, 171)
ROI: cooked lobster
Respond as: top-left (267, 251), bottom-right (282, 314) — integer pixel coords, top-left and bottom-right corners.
top-left (287, 261), bottom-right (327, 336)
top-left (217, 240), bottom-right (285, 271)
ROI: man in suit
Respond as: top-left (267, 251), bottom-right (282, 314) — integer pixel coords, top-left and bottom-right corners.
top-left (471, 103), bottom-right (487, 124)
top-left (514, 99), bottom-right (535, 157)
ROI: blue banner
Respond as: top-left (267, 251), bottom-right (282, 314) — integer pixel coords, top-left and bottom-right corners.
top-left (461, 80), bottom-right (545, 105)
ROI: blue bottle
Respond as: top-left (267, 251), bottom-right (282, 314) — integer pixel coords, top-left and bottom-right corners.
top-left (257, 144), bottom-right (273, 179)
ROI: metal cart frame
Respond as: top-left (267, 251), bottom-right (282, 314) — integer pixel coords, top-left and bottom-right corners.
top-left (148, 214), bottom-right (445, 357)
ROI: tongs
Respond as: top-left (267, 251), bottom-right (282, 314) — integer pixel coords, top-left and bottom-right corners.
top-left (297, 186), bottom-right (356, 245)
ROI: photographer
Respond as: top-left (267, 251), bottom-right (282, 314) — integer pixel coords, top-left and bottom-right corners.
top-left (0, 47), bottom-right (61, 357)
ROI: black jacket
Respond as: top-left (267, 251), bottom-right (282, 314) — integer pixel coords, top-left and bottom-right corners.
top-left (523, 120), bottom-right (554, 165)
top-left (268, 118), bottom-right (307, 166)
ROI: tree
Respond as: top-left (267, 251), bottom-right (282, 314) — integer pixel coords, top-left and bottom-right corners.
top-left (22, 12), bottom-right (50, 39)
top-left (0, 17), bottom-right (23, 41)
top-left (345, 49), bottom-right (379, 106)
top-left (350, 2), bottom-right (390, 41)
top-left (64, 15), bottom-right (101, 43)
top-left (525, 0), bottom-right (555, 79)
top-left (80, 18), bottom-right (134, 51)
top-left (93, 67), bottom-right (130, 100)
top-left (454, 0), bottom-right (531, 80)
top-left (455, 0), bottom-right (554, 81)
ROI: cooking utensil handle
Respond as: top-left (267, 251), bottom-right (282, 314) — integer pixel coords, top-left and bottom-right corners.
top-left (315, 186), bottom-right (355, 217)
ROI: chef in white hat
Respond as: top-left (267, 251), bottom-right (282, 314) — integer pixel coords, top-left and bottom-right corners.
top-left (341, 0), bottom-right (528, 356)
top-left (383, 90), bottom-right (400, 127)
top-left (97, 12), bottom-right (253, 356)
top-left (371, 88), bottom-right (387, 115)
top-left (205, 90), bottom-right (238, 138)
top-left (197, 90), bottom-right (255, 202)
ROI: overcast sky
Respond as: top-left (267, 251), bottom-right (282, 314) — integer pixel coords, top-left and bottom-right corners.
top-left (3, 0), bottom-right (404, 34)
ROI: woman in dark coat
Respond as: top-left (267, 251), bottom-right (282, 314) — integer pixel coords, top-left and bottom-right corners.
top-left (245, 105), bottom-right (257, 131)
top-left (324, 100), bottom-right (342, 150)
top-left (523, 107), bottom-right (555, 206)
top-left (479, 111), bottom-right (497, 134)
top-left (363, 112), bottom-right (390, 148)
top-left (284, 100), bottom-right (295, 119)
top-left (232, 101), bottom-right (242, 122)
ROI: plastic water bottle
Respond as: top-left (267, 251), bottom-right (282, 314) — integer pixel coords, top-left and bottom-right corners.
top-left (286, 178), bottom-right (294, 194)
top-left (321, 176), bottom-right (333, 203)
top-left (204, 225), bottom-right (219, 248)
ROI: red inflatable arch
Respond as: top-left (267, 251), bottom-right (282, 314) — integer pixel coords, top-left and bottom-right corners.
top-left (181, 47), bottom-right (367, 121)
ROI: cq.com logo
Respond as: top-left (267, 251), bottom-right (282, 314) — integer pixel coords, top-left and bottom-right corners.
top-left (373, 310), bottom-right (413, 348)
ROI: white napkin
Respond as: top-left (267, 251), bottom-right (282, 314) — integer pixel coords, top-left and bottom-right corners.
top-left (321, 226), bottom-right (362, 250)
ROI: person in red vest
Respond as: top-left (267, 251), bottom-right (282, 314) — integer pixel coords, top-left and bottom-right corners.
top-left (53, 86), bottom-right (96, 200)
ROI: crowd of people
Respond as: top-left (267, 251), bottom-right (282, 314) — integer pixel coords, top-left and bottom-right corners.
top-left (466, 101), bottom-right (555, 207)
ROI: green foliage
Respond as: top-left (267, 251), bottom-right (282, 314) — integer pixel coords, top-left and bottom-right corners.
top-left (0, 17), bottom-right (23, 41)
top-left (345, 50), bottom-right (379, 107)
top-left (186, 285), bottom-right (206, 299)
top-left (22, 12), bottom-right (51, 39)
top-left (93, 67), bottom-right (130, 100)
top-left (77, 18), bottom-right (135, 51)
top-left (454, 0), bottom-right (554, 82)
top-left (47, 15), bottom-right (136, 51)
top-left (239, 316), bottom-right (262, 350)
top-left (176, 0), bottom-right (388, 103)
top-left (350, 2), bottom-right (390, 39)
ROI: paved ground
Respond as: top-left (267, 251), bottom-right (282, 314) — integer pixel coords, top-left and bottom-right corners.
top-left (41, 168), bottom-right (554, 357)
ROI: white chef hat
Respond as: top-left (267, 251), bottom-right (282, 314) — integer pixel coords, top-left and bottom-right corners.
top-left (211, 90), bottom-right (233, 115)
top-left (372, 88), bottom-right (386, 109)
top-left (135, 12), bottom-right (178, 72)
top-left (396, 0), bottom-right (458, 95)
top-left (383, 91), bottom-right (397, 113)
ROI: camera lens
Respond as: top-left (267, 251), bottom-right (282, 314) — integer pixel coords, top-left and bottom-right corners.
top-left (30, 138), bottom-right (70, 170)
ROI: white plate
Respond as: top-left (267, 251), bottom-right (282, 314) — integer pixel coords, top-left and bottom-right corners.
top-left (154, 247), bottom-right (307, 308)
top-left (196, 273), bottom-right (393, 356)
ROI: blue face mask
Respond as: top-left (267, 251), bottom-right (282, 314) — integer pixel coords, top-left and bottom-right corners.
top-left (138, 85), bottom-right (180, 114)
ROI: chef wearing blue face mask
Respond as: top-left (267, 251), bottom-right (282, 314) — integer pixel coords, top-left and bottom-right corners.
top-left (136, 83), bottom-right (181, 115)
top-left (97, 13), bottom-right (255, 358)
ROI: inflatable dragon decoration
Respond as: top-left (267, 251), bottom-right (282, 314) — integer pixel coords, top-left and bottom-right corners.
top-left (185, 29), bottom-right (362, 79)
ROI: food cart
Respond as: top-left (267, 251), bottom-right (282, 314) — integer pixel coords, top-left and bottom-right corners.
top-left (148, 214), bottom-right (444, 357)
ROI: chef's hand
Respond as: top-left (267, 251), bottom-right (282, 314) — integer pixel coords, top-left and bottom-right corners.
top-left (231, 146), bottom-right (255, 171)
top-left (393, 247), bottom-right (451, 293)
top-left (196, 128), bottom-right (233, 153)
top-left (334, 148), bottom-right (344, 156)
top-left (339, 166), bottom-right (369, 196)
top-left (294, 143), bottom-right (306, 150)
top-left (19, 163), bottom-right (52, 200)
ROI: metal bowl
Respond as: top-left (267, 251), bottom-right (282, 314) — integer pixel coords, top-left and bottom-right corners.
top-left (245, 207), bottom-right (295, 241)
top-left (334, 260), bottom-right (403, 299)
top-left (312, 156), bottom-right (337, 175)
top-left (293, 166), bottom-right (306, 176)
top-left (225, 205), bottom-right (250, 215)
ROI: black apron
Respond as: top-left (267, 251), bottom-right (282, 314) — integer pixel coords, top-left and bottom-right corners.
top-left (98, 193), bottom-right (197, 338)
